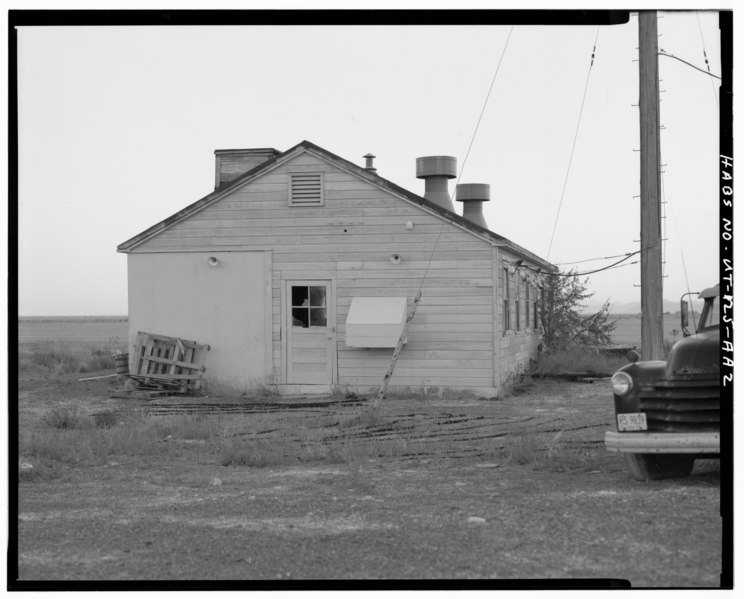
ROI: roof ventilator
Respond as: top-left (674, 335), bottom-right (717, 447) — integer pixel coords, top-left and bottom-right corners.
top-left (416, 155), bottom-right (457, 212)
top-left (456, 183), bottom-right (490, 229)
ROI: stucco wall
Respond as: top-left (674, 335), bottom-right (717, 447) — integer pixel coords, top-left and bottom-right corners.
top-left (127, 251), bottom-right (272, 389)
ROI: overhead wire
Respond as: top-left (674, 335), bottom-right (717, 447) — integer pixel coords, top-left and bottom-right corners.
top-left (657, 49), bottom-right (721, 80)
top-left (695, 11), bottom-right (720, 109)
top-left (456, 26), bottom-right (516, 189)
top-left (546, 26), bottom-right (601, 260)
top-left (554, 252), bottom-right (639, 266)
top-left (417, 26), bottom-right (515, 292)
top-left (519, 250), bottom-right (640, 278)
top-left (382, 26), bottom-right (515, 397)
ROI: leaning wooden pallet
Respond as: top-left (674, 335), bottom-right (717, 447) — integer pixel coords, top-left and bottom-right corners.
top-left (129, 331), bottom-right (210, 394)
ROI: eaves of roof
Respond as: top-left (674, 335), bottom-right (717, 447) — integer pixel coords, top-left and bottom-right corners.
top-left (117, 140), bottom-right (554, 271)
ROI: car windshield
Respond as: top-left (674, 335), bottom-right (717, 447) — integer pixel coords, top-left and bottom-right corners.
top-left (700, 296), bottom-right (720, 330)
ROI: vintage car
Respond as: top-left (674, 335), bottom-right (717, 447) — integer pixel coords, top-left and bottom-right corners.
top-left (605, 285), bottom-right (720, 480)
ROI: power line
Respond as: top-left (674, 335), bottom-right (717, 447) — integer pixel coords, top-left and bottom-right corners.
top-left (519, 250), bottom-right (640, 278)
top-left (546, 26), bottom-right (600, 260)
top-left (455, 25), bottom-right (515, 192)
top-left (695, 11), bottom-right (720, 108)
top-left (658, 49), bottom-right (721, 80)
top-left (418, 26), bottom-right (515, 291)
top-left (554, 252), bottom-right (638, 266)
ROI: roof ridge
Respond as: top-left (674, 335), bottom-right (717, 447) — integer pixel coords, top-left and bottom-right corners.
top-left (116, 140), bottom-right (553, 270)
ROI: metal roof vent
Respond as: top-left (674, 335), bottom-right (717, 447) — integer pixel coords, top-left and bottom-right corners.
top-left (456, 183), bottom-right (490, 229)
top-left (363, 153), bottom-right (377, 172)
top-left (416, 155), bottom-right (457, 212)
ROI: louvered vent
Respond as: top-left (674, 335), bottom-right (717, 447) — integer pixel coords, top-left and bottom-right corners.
top-left (289, 173), bottom-right (323, 206)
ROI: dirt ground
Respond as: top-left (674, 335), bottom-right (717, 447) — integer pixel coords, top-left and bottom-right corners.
top-left (12, 375), bottom-right (723, 588)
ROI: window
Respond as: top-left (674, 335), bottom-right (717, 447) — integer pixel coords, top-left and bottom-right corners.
top-left (515, 278), bottom-right (521, 332)
top-left (289, 173), bottom-right (323, 206)
top-left (700, 296), bottom-right (720, 330)
top-left (533, 285), bottom-right (540, 331)
top-left (525, 284), bottom-right (530, 329)
top-left (502, 267), bottom-right (511, 332)
top-left (291, 285), bottom-right (327, 327)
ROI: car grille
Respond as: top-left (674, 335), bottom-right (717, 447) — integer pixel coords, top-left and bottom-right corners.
top-left (638, 377), bottom-right (720, 433)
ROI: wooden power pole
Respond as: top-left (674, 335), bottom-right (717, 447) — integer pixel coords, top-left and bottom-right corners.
top-left (638, 11), bottom-right (665, 360)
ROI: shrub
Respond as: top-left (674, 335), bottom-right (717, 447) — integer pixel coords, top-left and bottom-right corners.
top-left (41, 406), bottom-right (88, 430)
top-left (532, 346), bottom-right (627, 376)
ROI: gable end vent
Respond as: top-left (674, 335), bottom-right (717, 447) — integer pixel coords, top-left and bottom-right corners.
top-left (289, 173), bottom-right (324, 206)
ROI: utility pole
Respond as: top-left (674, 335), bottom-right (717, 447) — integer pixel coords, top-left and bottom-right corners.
top-left (638, 11), bottom-right (665, 360)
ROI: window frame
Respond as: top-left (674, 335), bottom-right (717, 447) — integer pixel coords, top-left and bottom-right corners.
top-left (502, 266), bottom-right (511, 333)
top-left (290, 284), bottom-right (328, 329)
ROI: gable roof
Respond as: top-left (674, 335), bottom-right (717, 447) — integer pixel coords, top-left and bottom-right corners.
top-left (117, 140), bottom-right (553, 270)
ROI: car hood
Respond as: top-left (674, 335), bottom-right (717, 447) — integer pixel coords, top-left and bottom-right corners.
top-left (666, 328), bottom-right (720, 378)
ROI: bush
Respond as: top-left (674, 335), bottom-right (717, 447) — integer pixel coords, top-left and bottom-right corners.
top-left (532, 346), bottom-right (627, 376)
top-left (42, 406), bottom-right (88, 429)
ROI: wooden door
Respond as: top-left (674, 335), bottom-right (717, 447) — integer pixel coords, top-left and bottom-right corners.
top-left (286, 280), bottom-right (335, 385)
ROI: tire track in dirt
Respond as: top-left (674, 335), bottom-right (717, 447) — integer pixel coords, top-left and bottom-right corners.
top-left (141, 398), bottom-right (611, 461)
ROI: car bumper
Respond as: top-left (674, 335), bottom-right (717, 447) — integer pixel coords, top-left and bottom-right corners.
top-left (604, 431), bottom-right (720, 454)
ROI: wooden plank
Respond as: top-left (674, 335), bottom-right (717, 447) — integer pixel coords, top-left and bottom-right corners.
top-left (375, 291), bottom-right (422, 404)
top-left (139, 354), bottom-right (205, 370)
top-left (341, 375), bottom-right (496, 387)
top-left (129, 372), bottom-right (203, 381)
top-left (157, 229), bottom-right (479, 246)
top-left (339, 357), bottom-right (494, 370)
top-left (141, 335), bottom-right (155, 381)
top-left (339, 349), bottom-right (493, 361)
top-left (337, 304), bottom-right (493, 317)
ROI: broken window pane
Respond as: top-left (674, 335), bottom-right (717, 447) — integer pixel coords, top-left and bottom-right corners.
top-left (309, 286), bottom-right (326, 307)
top-left (292, 286), bottom-right (309, 307)
top-left (292, 308), bottom-right (309, 328)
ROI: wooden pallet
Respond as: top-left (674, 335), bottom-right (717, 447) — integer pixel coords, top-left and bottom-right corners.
top-left (129, 331), bottom-right (210, 394)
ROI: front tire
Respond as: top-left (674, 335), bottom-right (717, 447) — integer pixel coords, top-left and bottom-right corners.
top-left (624, 453), bottom-right (695, 481)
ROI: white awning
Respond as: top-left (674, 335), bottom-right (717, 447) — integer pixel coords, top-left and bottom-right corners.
top-left (345, 297), bottom-right (408, 348)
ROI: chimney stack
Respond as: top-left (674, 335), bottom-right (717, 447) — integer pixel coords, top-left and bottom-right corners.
top-left (214, 148), bottom-right (281, 189)
top-left (363, 153), bottom-right (377, 172)
top-left (416, 156), bottom-right (457, 212)
top-left (456, 183), bottom-right (490, 229)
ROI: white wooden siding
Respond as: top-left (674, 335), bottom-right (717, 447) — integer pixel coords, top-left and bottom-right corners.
top-left (133, 150), bottom-right (501, 391)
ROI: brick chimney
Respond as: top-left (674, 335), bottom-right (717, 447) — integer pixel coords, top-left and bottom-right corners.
top-left (214, 148), bottom-right (281, 189)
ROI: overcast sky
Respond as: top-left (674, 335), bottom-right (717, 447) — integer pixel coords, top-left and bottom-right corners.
top-left (15, 9), bottom-right (725, 315)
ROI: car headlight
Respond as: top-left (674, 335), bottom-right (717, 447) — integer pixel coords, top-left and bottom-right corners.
top-left (611, 371), bottom-right (634, 396)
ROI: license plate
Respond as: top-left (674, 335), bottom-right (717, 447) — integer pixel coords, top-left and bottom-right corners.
top-left (617, 412), bottom-right (647, 432)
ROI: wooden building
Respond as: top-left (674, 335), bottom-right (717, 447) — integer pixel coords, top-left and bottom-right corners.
top-left (117, 140), bottom-right (553, 396)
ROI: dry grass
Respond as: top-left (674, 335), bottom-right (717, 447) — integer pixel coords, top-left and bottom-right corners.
top-left (533, 346), bottom-right (627, 376)
top-left (496, 428), bottom-right (595, 473)
top-left (19, 341), bottom-right (119, 377)
top-left (41, 405), bottom-right (88, 430)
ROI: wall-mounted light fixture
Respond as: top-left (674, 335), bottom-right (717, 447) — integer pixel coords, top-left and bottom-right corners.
top-left (390, 254), bottom-right (402, 264)
top-left (406, 221), bottom-right (414, 230)
top-left (208, 256), bottom-right (220, 267)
